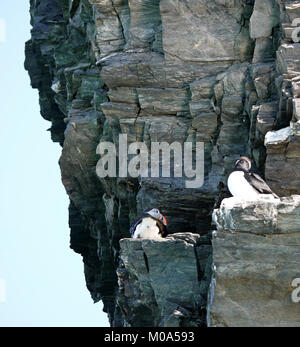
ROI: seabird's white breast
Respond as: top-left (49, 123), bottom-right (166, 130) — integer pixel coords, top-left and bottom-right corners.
top-left (132, 217), bottom-right (162, 239)
top-left (227, 171), bottom-right (259, 199)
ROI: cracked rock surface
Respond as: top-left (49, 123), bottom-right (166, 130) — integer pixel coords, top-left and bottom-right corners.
top-left (209, 195), bottom-right (300, 327)
top-left (25, 0), bottom-right (300, 326)
top-left (118, 233), bottom-right (212, 327)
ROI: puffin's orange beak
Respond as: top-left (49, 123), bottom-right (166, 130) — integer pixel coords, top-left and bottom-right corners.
top-left (162, 215), bottom-right (167, 226)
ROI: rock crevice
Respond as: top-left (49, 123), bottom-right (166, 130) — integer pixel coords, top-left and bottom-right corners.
top-left (25, 0), bottom-right (300, 326)
top-left (117, 233), bottom-right (212, 327)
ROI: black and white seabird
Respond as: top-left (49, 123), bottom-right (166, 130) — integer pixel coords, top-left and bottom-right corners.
top-left (227, 156), bottom-right (279, 199)
top-left (130, 208), bottom-right (168, 239)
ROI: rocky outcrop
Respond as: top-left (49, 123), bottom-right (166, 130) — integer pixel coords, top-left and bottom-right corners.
top-left (117, 233), bottom-right (212, 327)
top-left (25, 0), bottom-right (300, 326)
top-left (263, 0), bottom-right (300, 197)
top-left (209, 195), bottom-right (300, 327)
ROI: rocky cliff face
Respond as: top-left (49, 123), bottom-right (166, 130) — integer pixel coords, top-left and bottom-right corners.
top-left (210, 195), bottom-right (300, 327)
top-left (118, 233), bottom-right (212, 327)
top-left (25, 0), bottom-right (300, 326)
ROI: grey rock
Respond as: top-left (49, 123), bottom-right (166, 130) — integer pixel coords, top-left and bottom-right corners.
top-left (161, 0), bottom-right (250, 62)
top-left (209, 195), bottom-right (300, 327)
top-left (250, 0), bottom-right (280, 39)
top-left (127, 0), bottom-right (162, 52)
top-left (265, 126), bottom-right (300, 196)
top-left (25, 0), bottom-right (300, 327)
top-left (137, 88), bottom-right (190, 115)
top-left (256, 102), bottom-right (278, 136)
top-left (118, 233), bottom-right (212, 327)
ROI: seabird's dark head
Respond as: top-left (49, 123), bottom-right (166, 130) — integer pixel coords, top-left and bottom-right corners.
top-left (145, 208), bottom-right (167, 226)
top-left (234, 156), bottom-right (251, 172)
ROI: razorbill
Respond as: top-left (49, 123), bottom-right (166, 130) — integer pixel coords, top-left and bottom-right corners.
top-left (227, 156), bottom-right (279, 199)
top-left (130, 208), bottom-right (168, 239)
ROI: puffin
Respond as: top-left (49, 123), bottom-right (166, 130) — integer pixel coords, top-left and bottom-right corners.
top-left (227, 156), bottom-right (279, 199)
top-left (130, 208), bottom-right (168, 239)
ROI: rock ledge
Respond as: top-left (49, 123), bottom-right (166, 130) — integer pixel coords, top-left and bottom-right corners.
top-left (117, 233), bottom-right (212, 327)
top-left (208, 196), bottom-right (300, 327)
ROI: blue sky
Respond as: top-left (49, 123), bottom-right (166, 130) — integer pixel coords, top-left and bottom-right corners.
top-left (0, 2), bottom-right (109, 327)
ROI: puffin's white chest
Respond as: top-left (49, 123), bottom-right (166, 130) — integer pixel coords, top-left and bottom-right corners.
top-left (133, 217), bottom-right (161, 239)
top-left (228, 171), bottom-right (259, 198)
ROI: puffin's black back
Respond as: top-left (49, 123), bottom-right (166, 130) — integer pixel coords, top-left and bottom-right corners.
top-left (244, 172), bottom-right (279, 198)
